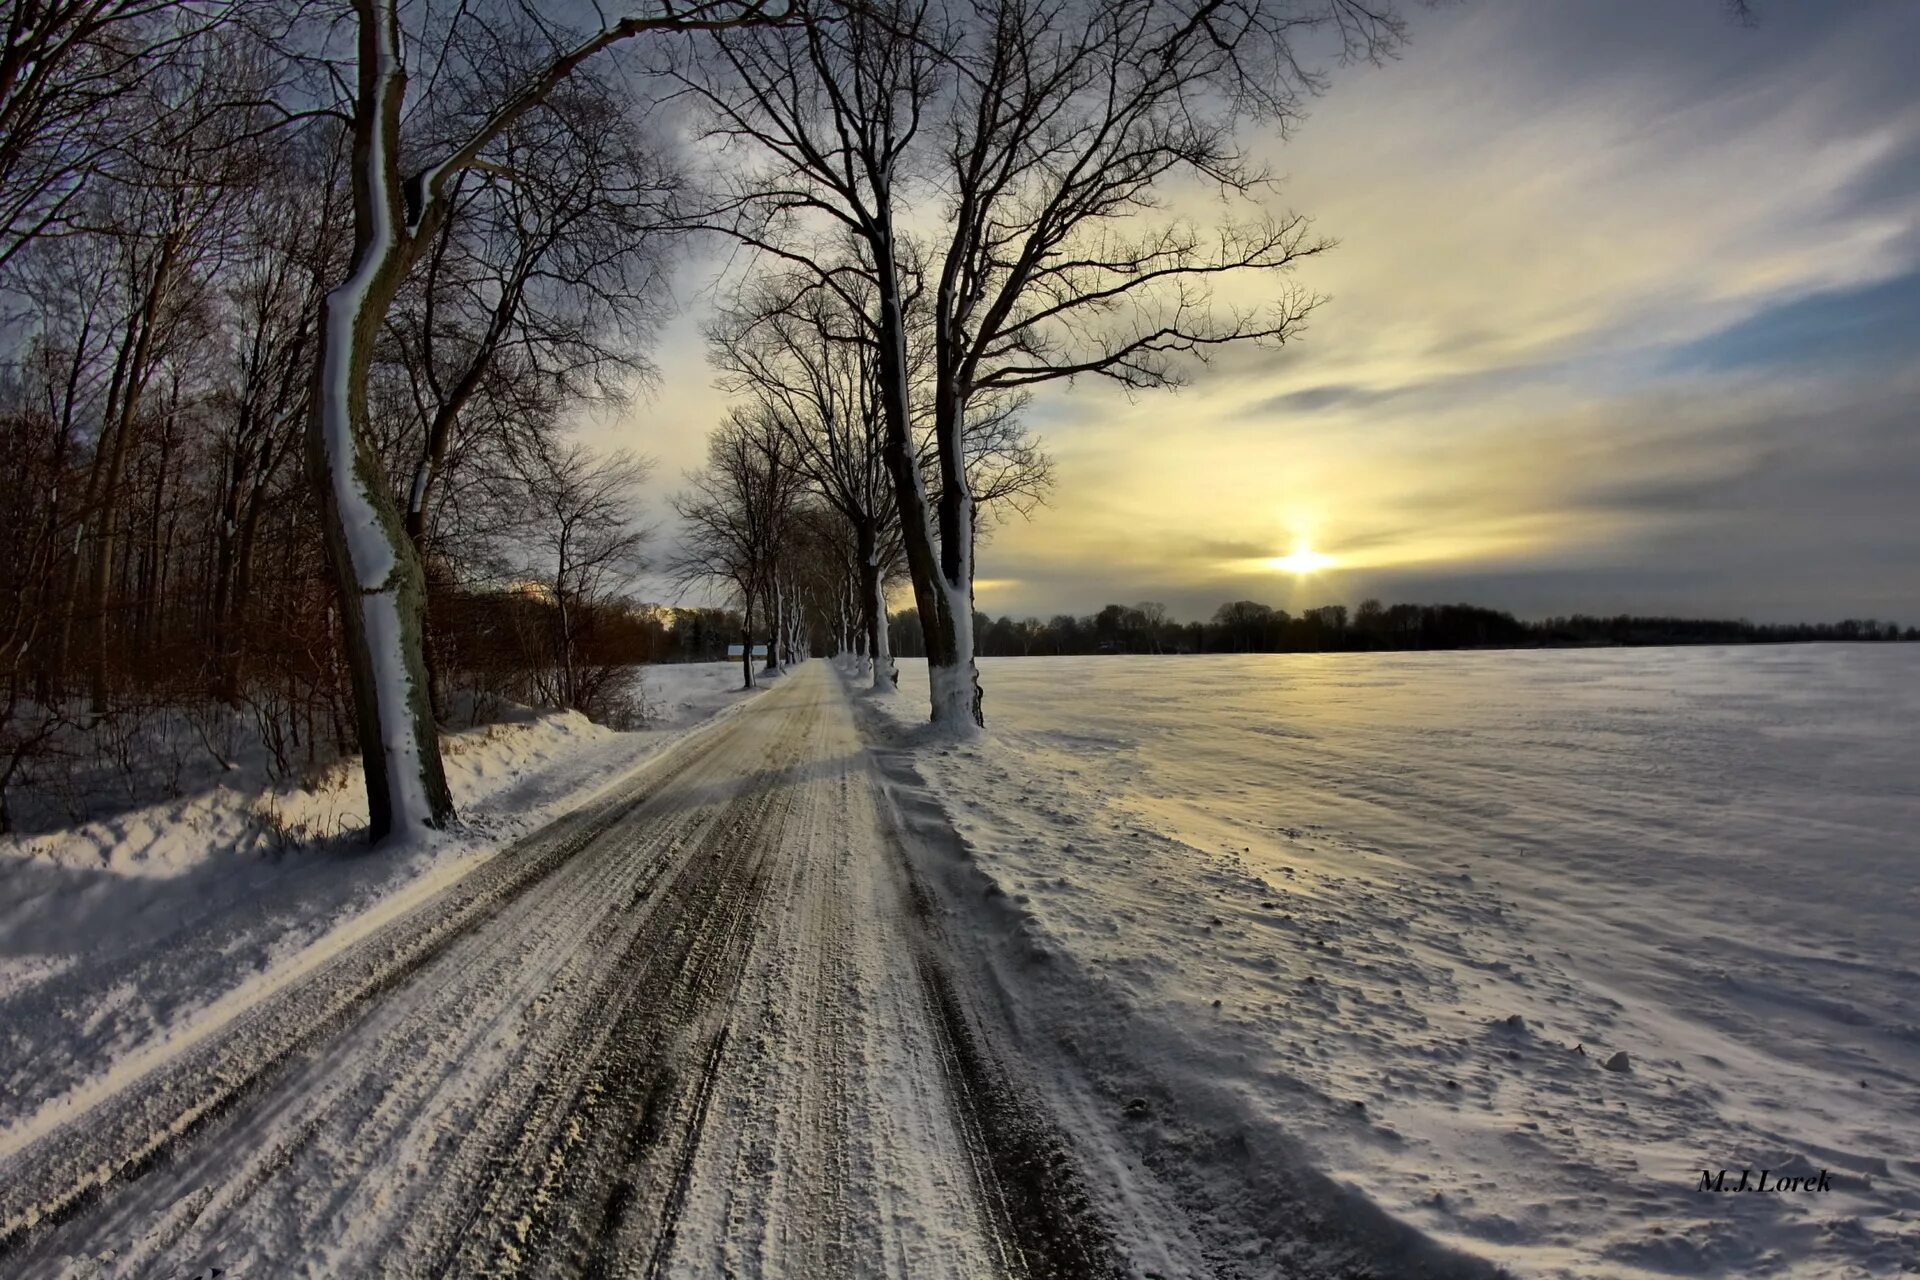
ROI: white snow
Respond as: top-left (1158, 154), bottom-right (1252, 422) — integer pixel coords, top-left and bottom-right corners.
top-left (359, 586), bottom-right (435, 831)
top-left (0, 663), bottom-right (757, 1148)
top-left (927, 574), bottom-right (983, 733)
top-left (866, 645), bottom-right (1920, 1279)
top-left (5, 662), bottom-right (1148, 1276)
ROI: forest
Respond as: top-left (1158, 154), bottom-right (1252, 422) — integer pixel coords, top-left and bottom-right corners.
top-left (891, 601), bottom-right (1918, 657)
top-left (9, 0), bottom-right (1852, 843)
top-left (5, 0), bottom-right (1387, 838)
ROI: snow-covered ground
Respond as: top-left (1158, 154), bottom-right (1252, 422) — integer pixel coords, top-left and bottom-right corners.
top-left (867, 646), bottom-right (1920, 1279)
top-left (0, 661), bottom-right (756, 1143)
top-left (6, 662), bottom-right (1140, 1278)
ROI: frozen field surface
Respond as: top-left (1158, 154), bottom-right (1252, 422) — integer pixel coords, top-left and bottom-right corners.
top-left (876, 645), bottom-right (1920, 1278)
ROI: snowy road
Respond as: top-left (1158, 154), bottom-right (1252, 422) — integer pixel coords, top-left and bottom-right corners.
top-left (0, 663), bottom-right (1127, 1278)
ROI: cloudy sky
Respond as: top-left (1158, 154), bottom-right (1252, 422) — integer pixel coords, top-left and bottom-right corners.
top-left (591, 0), bottom-right (1920, 625)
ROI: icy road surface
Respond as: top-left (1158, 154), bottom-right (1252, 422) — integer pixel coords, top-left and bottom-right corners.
top-left (0, 663), bottom-right (1145, 1278)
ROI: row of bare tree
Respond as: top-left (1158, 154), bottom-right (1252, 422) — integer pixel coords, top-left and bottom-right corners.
top-left (666, 0), bottom-right (1397, 730)
top-left (0, 0), bottom-right (717, 833)
top-left (3, 0), bottom-right (1400, 841)
top-left (670, 267), bottom-right (1048, 696)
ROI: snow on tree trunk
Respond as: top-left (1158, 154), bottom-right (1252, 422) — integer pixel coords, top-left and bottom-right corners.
top-left (305, 0), bottom-right (452, 841)
top-left (859, 531), bottom-right (895, 693)
top-left (926, 588), bottom-right (977, 724)
top-left (929, 260), bottom-right (985, 729)
top-left (927, 472), bottom-right (979, 728)
top-left (871, 227), bottom-right (969, 725)
top-left (777, 584), bottom-right (789, 666)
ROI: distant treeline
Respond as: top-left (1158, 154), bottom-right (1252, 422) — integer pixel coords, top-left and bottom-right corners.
top-left (886, 600), bottom-right (1916, 658)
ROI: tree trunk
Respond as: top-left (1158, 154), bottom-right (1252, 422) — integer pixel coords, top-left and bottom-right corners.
top-left (764, 584), bottom-right (781, 674)
top-left (738, 590), bottom-right (756, 690)
top-left (140, 389), bottom-right (180, 656)
top-left (556, 585), bottom-right (577, 709)
top-left (224, 488), bottom-right (266, 701)
top-left (305, 0), bottom-right (452, 841)
top-left (784, 586), bottom-right (798, 665)
top-left (209, 440), bottom-right (246, 701)
top-left (214, 447), bottom-right (279, 704)
top-left (856, 521), bottom-right (895, 692)
top-left (83, 240), bottom-right (176, 716)
top-left (871, 228), bottom-right (969, 725)
top-left (930, 274), bottom-right (983, 728)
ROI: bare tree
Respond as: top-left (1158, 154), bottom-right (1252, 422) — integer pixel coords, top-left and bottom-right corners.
top-left (0, 348), bottom-right (91, 830)
top-left (51, 40), bottom-right (283, 717)
top-left (900, 0), bottom-right (1390, 721)
top-left (0, 2), bottom-right (234, 272)
top-left (0, 4), bottom-right (770, 836)
top-left (685, 0), bottom-right (954, 713)
top-left (206, 135), bottom-right (343, 704)
top-left (687, 0), bottom-right (1393, 729)
top-left (670, 411), bottom-right (802, 690)
top-left (510, 441), bottom-right (651, 712)
top-left (384, 68), bottom-right (682, 562)
top-left (708, 272), bottom-right (906, 690)
top-left (302, 0), bottom-right (784, 841)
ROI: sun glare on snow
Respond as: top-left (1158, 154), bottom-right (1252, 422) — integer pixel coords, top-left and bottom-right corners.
top-left (1267, 543), bottom-right (1336, 575)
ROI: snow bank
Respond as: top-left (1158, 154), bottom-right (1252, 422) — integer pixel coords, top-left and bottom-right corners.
top-left (0, 663), bottom-right (756, 1137)
top-left (862, 648), bottom-right (1920, 1279)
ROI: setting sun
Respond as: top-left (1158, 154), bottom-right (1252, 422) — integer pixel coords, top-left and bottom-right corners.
top-left (1267, 543), bottom-right (1336, 575)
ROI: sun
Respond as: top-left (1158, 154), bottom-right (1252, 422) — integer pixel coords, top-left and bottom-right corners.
top-left (1266, 542), bottom-right (1336, 575)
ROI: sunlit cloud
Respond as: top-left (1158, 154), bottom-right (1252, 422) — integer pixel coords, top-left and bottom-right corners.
top-left (958, 1), bottom-right (1920, 621)
top-left (1259, 542), bottom-right (1336, 577)
top-left (596, 1), bottom-right (1920, 624)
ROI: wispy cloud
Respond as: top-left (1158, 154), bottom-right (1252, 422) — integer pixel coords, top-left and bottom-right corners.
top-left (964, 0), bottom-right (1920, 621)
top-left (592, 2), bottom-right (1920, 623)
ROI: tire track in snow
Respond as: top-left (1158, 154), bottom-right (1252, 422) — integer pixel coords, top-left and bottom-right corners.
top-left (1, 664), bottom-right (1138, 1277)
top-left (0, 705), bottom-right (753, 1261)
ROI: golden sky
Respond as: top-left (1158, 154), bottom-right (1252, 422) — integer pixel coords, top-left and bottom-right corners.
top-left (598, 0), bottom-right (1920, 624)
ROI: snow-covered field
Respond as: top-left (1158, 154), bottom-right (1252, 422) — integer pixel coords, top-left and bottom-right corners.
top-left (0, 662), bottom-right (757, 1143)
top-left (871, 646), bottom-right (1920, 1279)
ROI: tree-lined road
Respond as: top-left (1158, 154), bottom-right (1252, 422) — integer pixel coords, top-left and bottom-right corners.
top-left (0, 664), bottom-right (1123, 1278)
